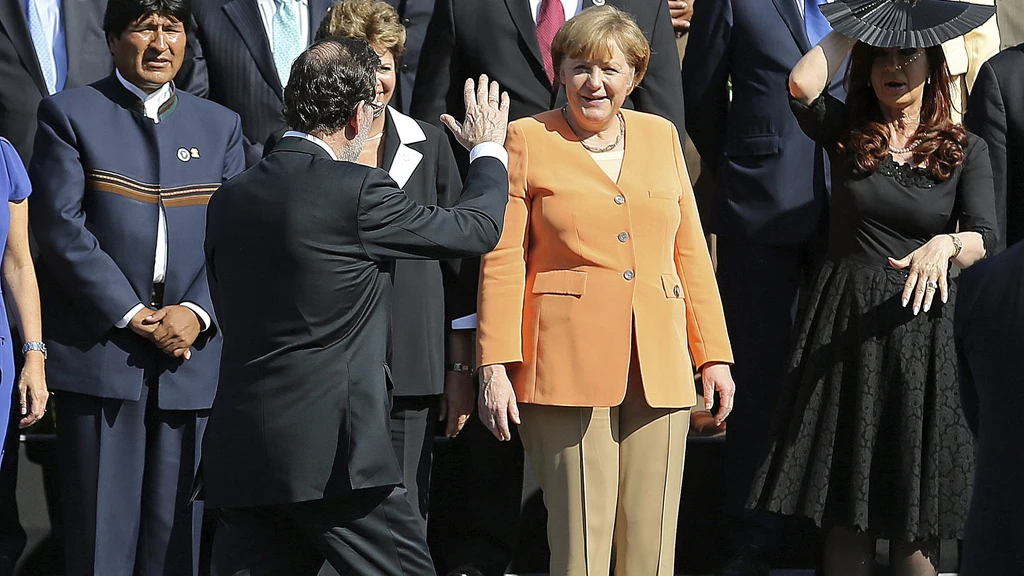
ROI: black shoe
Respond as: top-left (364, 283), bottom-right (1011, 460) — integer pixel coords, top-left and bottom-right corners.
top-left (717, 544), bottom-right (771, 576)
top-left (445, 566), bottom-right (484, 576)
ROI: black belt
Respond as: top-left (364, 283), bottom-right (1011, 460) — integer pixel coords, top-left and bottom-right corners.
top-left (151, 283), bottom-right (165, 309)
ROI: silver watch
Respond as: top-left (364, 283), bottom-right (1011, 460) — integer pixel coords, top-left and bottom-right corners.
top-left (22, 341), bottom-right (47, 359)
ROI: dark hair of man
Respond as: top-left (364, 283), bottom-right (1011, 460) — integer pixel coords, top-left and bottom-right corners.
top-left (838, 43), bottom-right (968, 182)
top-left (283, 37), bottom-right (379, 136)
top-left (103, 0), bottom-right (191, 39)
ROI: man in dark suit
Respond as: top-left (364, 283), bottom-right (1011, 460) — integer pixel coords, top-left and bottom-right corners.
top-left (966, 43), bottom-right (1024, 253)
top-left (411, 3), bottom-right (682, 573)
top-left (955, 239), bottom-right (1024, 576)
top-left (28, 0), bottom-right (244, 572)
top-left (189, 0), bottom-right (332, 165)
top-left (683, 0), bottom-right (841, 573)
top-left (202, 37), bottom-right (510, 574)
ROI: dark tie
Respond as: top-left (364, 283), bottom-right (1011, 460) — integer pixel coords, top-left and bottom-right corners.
top-left (804, 0), bottom-right (832, 47)
top-left (536, 0), bottom-right (565, 85)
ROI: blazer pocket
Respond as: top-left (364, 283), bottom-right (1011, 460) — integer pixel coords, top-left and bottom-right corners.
top-left (649, 189), bottom-right (679, 200)
top-left (661, 274), bottom-right (684, 299)
top-left (532, 270), bottom-right (588, 297)
top-left (723, 134), bottom-right (780, 157)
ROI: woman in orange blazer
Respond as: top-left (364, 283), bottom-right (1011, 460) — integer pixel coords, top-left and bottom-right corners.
top-left (475, 6), bottom-right (736, 575)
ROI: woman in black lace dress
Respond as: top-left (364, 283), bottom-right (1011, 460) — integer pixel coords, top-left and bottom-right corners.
top-left (747, 30), bottom-right (998, 576)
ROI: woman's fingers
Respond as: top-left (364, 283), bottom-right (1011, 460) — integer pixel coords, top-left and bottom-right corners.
top-left (901, 271), bottom-right (919, 308)
top-left (922, 271), bottom-right (943, 313)
top-left (938, 272), bottom-right (949, 304)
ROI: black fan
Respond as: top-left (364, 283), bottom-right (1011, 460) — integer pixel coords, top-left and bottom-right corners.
top-left (820, 0), bottom-right (996, 48)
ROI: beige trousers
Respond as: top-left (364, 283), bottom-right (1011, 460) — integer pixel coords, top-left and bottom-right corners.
top-left (518, 361), bottom-right (690, 576)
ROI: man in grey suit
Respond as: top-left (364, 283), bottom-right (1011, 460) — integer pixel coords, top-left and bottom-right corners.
top-left (189, 0), bottom-right (332, 166)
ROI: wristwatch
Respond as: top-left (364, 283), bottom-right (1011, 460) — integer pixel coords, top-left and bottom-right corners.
top-left (447, 362), bottom-right (473, 373)
top-left (23, 341), bottom-right (47, 359)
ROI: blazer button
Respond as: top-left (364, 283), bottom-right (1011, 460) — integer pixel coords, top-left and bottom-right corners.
top-left (623, 270), bottom-right (635, 281)
top-left (674, 286), bottom-right (682, 298)
top-left (614, 194), bottom-right (625, 205)
top-left (617, 232), bottom-right (629, 242)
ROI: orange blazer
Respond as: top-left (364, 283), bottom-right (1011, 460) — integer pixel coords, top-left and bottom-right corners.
top-left (477, 109), bottom-right (734, 409)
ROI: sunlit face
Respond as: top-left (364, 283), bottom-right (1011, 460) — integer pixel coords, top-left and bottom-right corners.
top-left (870, 47), bottom-right (930, 110)
top-left (373, 47), bottom-right (397, 110)
top-left (108, 13), bottom-right (185, 93)
top-left (558, 43), bottom-right (635, 131)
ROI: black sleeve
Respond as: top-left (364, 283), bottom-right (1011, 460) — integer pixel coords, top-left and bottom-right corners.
top-left (409, 0), bottom-right (454, 129)
top-left (629, 0), bottom-right (686, 143)
top-left (681, 0), bottom-right (731, 172)
top-left (956, 137), bottom-right (999, 255)
top-left (176, 15), bottom-right (209, 97)
top-left (964, 61), bottom-right (1008, 253)
top-left (356, 157), bottom-right (506, 261)
top-left (790, 92), bottom-right (847, 149)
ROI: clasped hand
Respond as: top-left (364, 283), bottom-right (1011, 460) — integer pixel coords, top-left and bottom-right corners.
top-left (888, 235), bottom-right (956, 315)
top-left (129, 305), bottom-right (201, 360)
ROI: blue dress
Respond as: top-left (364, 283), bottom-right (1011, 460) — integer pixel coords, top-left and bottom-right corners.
top-left (0, 138), bottom-right (31, 459)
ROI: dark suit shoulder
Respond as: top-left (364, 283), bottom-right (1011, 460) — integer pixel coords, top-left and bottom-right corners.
top-left (982, 43), bottom-right (1024, 77)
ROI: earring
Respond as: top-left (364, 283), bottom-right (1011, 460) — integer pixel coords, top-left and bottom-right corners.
top-left (926, 77), bottom-right (932, 86)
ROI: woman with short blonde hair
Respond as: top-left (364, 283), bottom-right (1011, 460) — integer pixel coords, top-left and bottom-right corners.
top-left (476, 6), bottom-right (736, 575)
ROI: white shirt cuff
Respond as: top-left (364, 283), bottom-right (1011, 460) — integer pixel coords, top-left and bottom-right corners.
top-left (117, 303), bottom-right (146, 329)
top-left (469, 142), bottom-right (509, 169)
top-left (181, 302), bottom-right (212, 332)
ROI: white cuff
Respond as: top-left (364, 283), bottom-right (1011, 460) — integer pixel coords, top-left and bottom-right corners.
top-left (469, 142), bottom-right (509, 169)
top-left (181, 302), bottom-right (212, 332)
top-left (117, 303), bottom-right (146, 329)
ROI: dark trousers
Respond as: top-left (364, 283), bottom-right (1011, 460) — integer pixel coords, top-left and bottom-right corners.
top-left (715, 236), bottom-right (823, 553)
top-left (428, 412), bottom-right (523, 576)
top-left (390, 394), bottom-right (440, 532)
top-left (0, 390), bottom-right (25, 573)
top-left (55, 382), bottom-right (207, 576)
top-left (211, 486), bottom-right (436, 576)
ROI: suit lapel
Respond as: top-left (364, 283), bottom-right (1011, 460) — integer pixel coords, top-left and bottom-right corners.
top-left (0, 0), bottom-right (47, 95)
top-left (771, 0), bottom-right (812, 53)
top-left (307, 0), bottom-right (331, 43)
top-left (504, 0), bottom-right (545, 75)
top-left (223, 0), bottom-right (284, 97)
top-left (383, 107), bottom-right (424, 189)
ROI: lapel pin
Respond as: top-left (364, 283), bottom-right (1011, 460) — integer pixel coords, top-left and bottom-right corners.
top-left (190, 147), bottom-right (200, 158)
top-left (176, 148), bottom-right (190, 162)
top-left (593, 0), bottom-right (605, 6)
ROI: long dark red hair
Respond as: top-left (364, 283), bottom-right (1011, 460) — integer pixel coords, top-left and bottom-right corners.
top-left (836, 43), bottom-right (968, 181)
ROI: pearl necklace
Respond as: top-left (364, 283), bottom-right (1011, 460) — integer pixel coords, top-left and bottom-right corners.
top-left (888, 139), bottom-right (921, 154)
top-left (561, 106), bottom-right (624, 153)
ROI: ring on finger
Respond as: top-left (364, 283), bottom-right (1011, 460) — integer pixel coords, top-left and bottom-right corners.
top-left (925, 280), bottom-right (939, 290)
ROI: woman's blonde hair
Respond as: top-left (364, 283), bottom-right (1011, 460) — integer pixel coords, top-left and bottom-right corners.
top-left (315, 0), bottom-right (406, 58)
top-left (551, 5), bottom-right (650, 87)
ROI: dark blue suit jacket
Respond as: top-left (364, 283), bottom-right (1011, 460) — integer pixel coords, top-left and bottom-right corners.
top-left (955, 240), bottom-right (1024, 576)
top-left (683, 0), bottom-right (840, 245)
top-left (28, 75), bottom-right (245, 410)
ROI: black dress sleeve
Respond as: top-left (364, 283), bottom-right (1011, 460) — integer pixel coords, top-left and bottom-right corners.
top-left (789, 92), bottom-right (847, 149)
top-left (955, 136), bottom-right (999, 256)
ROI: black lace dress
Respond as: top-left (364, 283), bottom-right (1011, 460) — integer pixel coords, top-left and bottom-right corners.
top-left (746, 94), bottom-right (998, 541)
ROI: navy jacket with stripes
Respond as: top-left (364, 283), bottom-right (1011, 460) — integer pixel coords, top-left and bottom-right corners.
top-left (29, 74), bottom-right (245, 410)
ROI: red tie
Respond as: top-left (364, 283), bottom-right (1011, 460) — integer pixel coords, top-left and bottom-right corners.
top-left (536, 0), bottom-right (566, 85)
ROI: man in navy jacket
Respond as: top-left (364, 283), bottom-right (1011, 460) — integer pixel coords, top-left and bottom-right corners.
top-left (27, 0), bottom-right (244, 573)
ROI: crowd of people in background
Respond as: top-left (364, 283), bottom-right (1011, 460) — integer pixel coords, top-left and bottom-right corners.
top-left (0, 0), bottom-right (1023, 574)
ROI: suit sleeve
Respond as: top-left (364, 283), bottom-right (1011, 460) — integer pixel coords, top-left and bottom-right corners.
top-left (629, 0), bottom-right (686, 143)
top-left (29, 98), bottom-right (143, 335)
top-left (965, 61), bottom-right (1008, 253)
top-left (681, 0), bottom-right (732, 174)
top-left (357, 157), bottom-right (506, 261)
top-left (434, 130), bottom-right (469, 319)
top-left (670, 124), bottom-right (733, 368)
top-left (954, 268), bottom-right (982, 436)
top-left (176, 15), bottom-right (210, 97)
top-left (476, 123), bottom-right (529, 366)
top-left (409, 0), bottom-right (454, 128)
top-left (180, 116), bottom-right (244, 326)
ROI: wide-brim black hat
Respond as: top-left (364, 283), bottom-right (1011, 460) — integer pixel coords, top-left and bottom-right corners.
top-left (820, 0), bottom-right (996, 48)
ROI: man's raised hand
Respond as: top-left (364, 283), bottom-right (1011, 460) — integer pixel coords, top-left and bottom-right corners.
top-left (441, 75), bottom-right (510, 151)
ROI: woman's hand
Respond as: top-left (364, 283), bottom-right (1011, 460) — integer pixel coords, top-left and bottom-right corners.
top-left (701, 362), bottom-right (735, 426)
top-left (18, 353), bottom-right (48, 428)
top-left (478, 364), bottom-right (520, 441)
top-left (440, 369), bottom-right (475, 438)
top-left (888, 235), bottom-right (957, 315)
